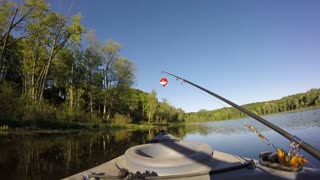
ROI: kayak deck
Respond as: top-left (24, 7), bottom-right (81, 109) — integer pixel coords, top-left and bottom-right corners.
top-left (63, 131), bottom-right (320, 180)
top-left (63, 149), bottom-right (320, 180)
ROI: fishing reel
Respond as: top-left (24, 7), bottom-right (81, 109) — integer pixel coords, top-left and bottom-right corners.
top-left (260, 145), bottom-right (308, 171)
top-left (279, 141), bottom-right (308, 167)
top-left (245, 123), bottom-right (308, 171)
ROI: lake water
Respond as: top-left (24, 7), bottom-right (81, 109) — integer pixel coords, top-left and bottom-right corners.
top-left (0, 108), bottom-right (319, 179)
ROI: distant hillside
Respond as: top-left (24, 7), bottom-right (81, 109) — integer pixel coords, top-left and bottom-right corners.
top-left (185, 88), bottom-right (320, 122)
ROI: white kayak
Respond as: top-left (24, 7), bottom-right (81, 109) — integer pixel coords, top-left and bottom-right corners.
top-left (64, 131), bottom-right (320, 180)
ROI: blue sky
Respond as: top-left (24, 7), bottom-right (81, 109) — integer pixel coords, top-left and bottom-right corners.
top-left (49, 0), bottom-right (320, 112)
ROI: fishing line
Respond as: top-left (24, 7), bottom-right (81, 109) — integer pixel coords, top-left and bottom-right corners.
top-left (244, 123), bottom-right (278, 150)
top-left (161, 71), bottom-right (230, 113)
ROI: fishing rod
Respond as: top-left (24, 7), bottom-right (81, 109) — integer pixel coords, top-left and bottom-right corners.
top-left (161, 71), bottom-right (320, 161)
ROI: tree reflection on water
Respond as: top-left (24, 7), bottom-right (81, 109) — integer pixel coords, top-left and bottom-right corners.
top-left (0, 124), bottom-right (203, 180)
top-left (1, 110), bottom-right (319, 180)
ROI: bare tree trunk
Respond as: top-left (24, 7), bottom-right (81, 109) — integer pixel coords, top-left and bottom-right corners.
top-left (31, 53), bottom-right (35, 103)
top-left (103, 95), bottom-right (107, 120)
top-left (107, 109), bottom-right (111, 121)
top-left (148, 112), bottom-right (151, 123)
top-left (76, 91), bottom-right (81, 108)
top-left (38, 48), bottom-right (55, 102)
top-left (68, 65), bottom-right (74, 112)
top-left (102, 68), bottom-right (108, 121)
top-left (102, 55), bottom-right (115, 121)
top-left (36, 16), bottom-right (68, 103)
top-left (90, 96), bottom-right (93, 119)
top-left (35, 53), bottom-right (48, 103)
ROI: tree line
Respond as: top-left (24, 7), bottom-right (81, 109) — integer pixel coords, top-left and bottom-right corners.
top-left (1, 0), bottom-right (318, 129)
top-left (0, 0), bottom-right (184, 129)
top-left (185, 88), bottom-right (320, 122)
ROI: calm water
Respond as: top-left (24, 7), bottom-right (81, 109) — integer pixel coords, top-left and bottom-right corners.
top-left (0, 108), bottom-right (319, 180)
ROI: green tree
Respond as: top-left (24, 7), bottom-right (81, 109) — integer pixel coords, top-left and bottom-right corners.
top-left (19, 3), bottom-right (84, 104)
top-left (101, 40), bottom-right (121, 120)
top-left (0, 0), bottom-right (48, 81)
top-left (141, 90), bottom-right (158, 123)
top-left (105, 57), bottom-right (136, 122)
top-left (82, 40), bottom-right (103, 119)
top-left (110, 57), bottom-right (135, 88)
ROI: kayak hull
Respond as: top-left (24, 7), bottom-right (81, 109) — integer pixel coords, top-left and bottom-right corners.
top-left (63, 132), bottom-right (320, 180)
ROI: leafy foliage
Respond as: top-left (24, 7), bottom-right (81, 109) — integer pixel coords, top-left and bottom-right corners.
top-left (0, 0), bottom-right (319, 129)
top-left (0, 0), bottom-right (183, 129)
top-left (185, 89), bottom-right (320, 122)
